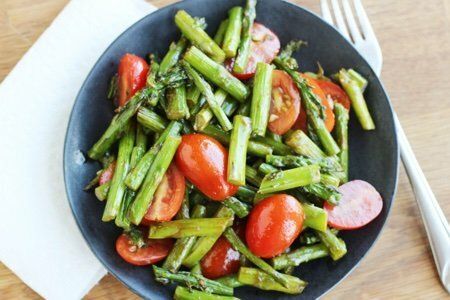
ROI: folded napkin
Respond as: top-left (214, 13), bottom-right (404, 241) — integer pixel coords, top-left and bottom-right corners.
top-left (0, 0), bottom-right (156, 298)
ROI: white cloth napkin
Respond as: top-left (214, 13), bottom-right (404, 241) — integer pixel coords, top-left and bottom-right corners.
top-left (0, 0), bottom-right (156, 299)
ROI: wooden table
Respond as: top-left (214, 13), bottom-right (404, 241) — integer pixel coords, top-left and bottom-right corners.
top-left (1, 0), bottom-right (449, 298)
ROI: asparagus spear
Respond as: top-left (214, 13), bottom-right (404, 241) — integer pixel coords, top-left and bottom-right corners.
top-left (274, 58), bottom-right (340, 155)
top-left (173, 286), bottom-right (238, 300)
top-left (236, 185), bottom-right (256, 203)
top-left (129, 135), bottom-right (181, 224)
top-left (214, 19), bottom-right (230, 46)
top-left (186, 85), bottom-right (202, 108)
top-left (252, 135), bottom-right (293, 155)
top-left (149, 217), bottom-right (233, 239)
top-left (285, 130), bottom-right (326, 158)
top-left (321, 173), bottom-right (340, 187)
top-left (334, 102), bottom-right (349, 182)
top-left (348, 69), bottom-right (368, 91)
top-left (167, 85), bottom-right (189, 120)
top-left (271, 244), bottom-right (329, 270)
top-left (223, 197), bottom-right (250, 218)
top-left (102, 124), bottom-right (135, 221)
top-left (137, 107), bottom-right (168, 133)
top-left (163, 203), bottom-right (206, 273)
top-left (222, 7), bottom-right (243, 58)
top-left (258, 165), bottom-right (321, 194)
top-left (94, 181), bottom-right (110, 201)
top-left (200, 124), bottom-right (273, 157)
top-left (153, 266), bottom-right (233, 296)
top-left (159, 38), bottom-right (188, 75)
top-left (216, 275), bottom-right (245, 288)
top-left (250, 62), bottom-right (274, 136)
top-left (129, 124), bottom-right (148, 166)
top-left (175, 10), bottom-right (225, 62)
top-left (184, 46), bottom-right (249, 102)
top-left (233, 0), bottom-right (257, 73)
top-left (190, 263), bottom-right (202, 275)
top-left (222, 98), bottom-right (239, 117)
top-left (183, 62), bottom-right (233, 131)
top-left (228, 115), bottom-right (252, 185)
top-left (316, 228), bottom-right (347, 260)
top-left (302, 203), bottom-right (328, 232)
top-left (267, 132), bottom-right (283, 143)
top-left (298, 230), bottom-right (321, 245)
top-left (245, 165), bottom-right (263, 186)
top-left (258, 163), bottom-right (278, 175)
top-left (115, 189), bottom-right (135, 229)
top-left (125, 121), bottom-right (182, 191)
top-left (183, 206), bottom-right (234, 268)
top-left (194, 89), bottom-right (228, 131)
top-left (107, 74), bottom-right (118, 100)
top-left (237, 267), bottom-right (307, 294)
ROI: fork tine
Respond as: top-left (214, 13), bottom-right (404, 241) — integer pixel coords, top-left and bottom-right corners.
top-left (330, 0), bottom-right (350, 40)
top-left (342, 0), bottom-right (363, 43)
top-left (353, 0), bottom-right (375, 38)
top-left (320, 0), bottom-right (334, 25)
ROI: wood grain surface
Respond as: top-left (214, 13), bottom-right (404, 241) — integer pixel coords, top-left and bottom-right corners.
top-left (1, 0), bottom-right (449, 299)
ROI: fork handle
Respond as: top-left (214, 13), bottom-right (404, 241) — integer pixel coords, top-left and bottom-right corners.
top-left (395, 113), bottom-right (450, 293)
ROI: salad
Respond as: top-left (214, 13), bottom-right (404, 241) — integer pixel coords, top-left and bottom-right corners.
top-left (85, 0), bottom-right (383, 298)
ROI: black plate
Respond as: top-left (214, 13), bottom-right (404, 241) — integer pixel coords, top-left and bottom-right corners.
top-left (64, 0), bottom-right (399, 299)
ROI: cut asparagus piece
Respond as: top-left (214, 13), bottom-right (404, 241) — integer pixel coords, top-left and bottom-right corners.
top-left (159, 38), bottom-right (188, 75)
top-left (302, 203), bottom-right (328, 232)
top-left (334, 102), bottom-right (349, 182)
top-left (214, 19), bottom-right (229, 46)
top-left (236, 185), bottom-right (256, 203)
top-left (94, 181), bottom-right (110, 201)
top-left (271, 244), bottom-right (329, 270)
top-left (222, 7), bottom-right (243, 58)
top-left (137, 107), bottom-right (168, 133)
top-left (252, 135), bottom-right (293, 155)
top-left (316, 228), bottom-right (347, 260)
top-left (174, 10), bottom-right (225, 62)
top-left (228, 115), bottom-right (252, 185)
top-left (149, 217), bottom-right (233, 239)
top-left (129, 135), bottom-right (181, 224)
top-left (183, 62), bottom-right (233, 131)
top-left (258, 165), bottom-right (321, 194)
top-left (233, 0), bottom-right (257, 73)
top-left (237, 267), bottom-right (307, 294)
top-left (173, 286), bottom-right (238, 300)
top-left (167, 85), bottom-right (189, 120)
top-left (125, 121), bottom-right (182, 191)
top-left (285, 129), bottom-right (326, 158)
top-left (102, 124), bottom-right (135, 221)
top-left (186, 85), bottom-right (202, 108)
top-left (194, 89), bottom-right (228, 131)
top-left (258, 163), bottom-right (278, 175)
top-left (338, 69), bottom-right (375, 130)
top-left (184, 46), bottom-right (249, 102)
top-left (250, 62), bottom-right (274, 136)
top-left (223, 197), bottom-right (250, 218)
top-left (153, 266), bottom-right (233, 296)
top-left (303, 183), bottom-right (342, 206)
top-left (216, 275), bottom-right (245, 288)
top-left (222, 98), bottom-right (239, 117)
top-left (245, 165), bottom-right (263, 187)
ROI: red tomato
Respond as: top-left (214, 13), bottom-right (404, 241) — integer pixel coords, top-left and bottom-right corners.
top-left (115, 232), bottom-right (173, 266)
top-left (316, 80), bottom-right (351, 110)
top-left (117, 53), bottom-right (149, 107)
top-left (246, 194), bottom-right (304, 258)
top-left (226, 23), bottom-right (280, 80)
top-left (175, 134), bottom-right (238, 201)
top-left (141, 164), bottom-right (185, 224)
top-left (293, 74), bottom-right (335, 132)
top-left (200, 224), bottom-right (245, 279)
top-left (268, 70), bottom-right (301, 135)
top-left (99, 161), bottom-right (116, 185)
top-left (324, 180), bottom-right (383, 230)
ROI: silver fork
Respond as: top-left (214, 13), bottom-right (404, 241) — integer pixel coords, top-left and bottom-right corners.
top-left (321, 0), bottom-right (450, 293)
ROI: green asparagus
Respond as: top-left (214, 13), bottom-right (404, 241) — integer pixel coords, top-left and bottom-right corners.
top-left (222, 7), bottom-right (243, 58)
top-left (250, 62), bottom-right (274, 136)
top-left (228, 115), bottom-right (252, 185)
top-left (233, 0), bottom-right (256, 73)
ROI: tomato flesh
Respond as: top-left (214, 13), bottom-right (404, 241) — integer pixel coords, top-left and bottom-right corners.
top-left (246, 194), bottom-right (304, 258)
top-left (141, 164), bottom-right (185, 224)
top-left (268, 70), bottom-right (301, 135)
top-left (117, 53), bottom-right (149, 107)
top-left (324, 180), bottom-right (383, 230)
top-left (226, 23), bottom-right (280, 80)
top-left (316, 79), bottom-right (351, 110)
top-left (115, 232), bottom-right (173, 266)
top-left (99, 161), bottom-right (116, 185)
top-left (175, 134), bottom-right (238, 201)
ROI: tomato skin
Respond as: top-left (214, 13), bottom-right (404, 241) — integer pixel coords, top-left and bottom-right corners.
top-left (316, 80), bottom-right (351, 110)
top-left (246, 194), bottom-right (304, 258)
top-left (141, 164), bottom-right (185, 224)
top-left (226, 23), bottom-right (280, 80)
top-left (117, 53), bottom-right (149, 107)
top-left (175, 134), bottom-right (238, 201)
top-left (324, 180), bottom-right (383, 230)
top-left (99, 161), bottom-right (116, 185)
top-left (268, 70), bottom-right (301, 135)
top-left (115, 233), bottom-right (173, 266)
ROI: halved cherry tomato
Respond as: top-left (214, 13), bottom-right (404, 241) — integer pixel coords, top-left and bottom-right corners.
top-left (141, 164), bottom-right (185, 224)
top-left (175, 134), bottom-right (238, 201)
top-left (324, 180), bottom-right (383, 230)
top-left (316, 79), bottom-right (351, 110)
top-left (115, 231), bottom-right (173, 266)
top-left (200, 224), bottom-right (245, 279)
top-left (117, 53), bottom-right (149, 107)
top-left (99, 161), bottom-right (116, 185)
top-left (292, 74), bottom-right (335, 132)
top-left (226, 23), bottom-right (280, 80)
top-left (268, 70), bottom-right (301, 135)
top-left (246, 194), bottom-right (304, 258)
